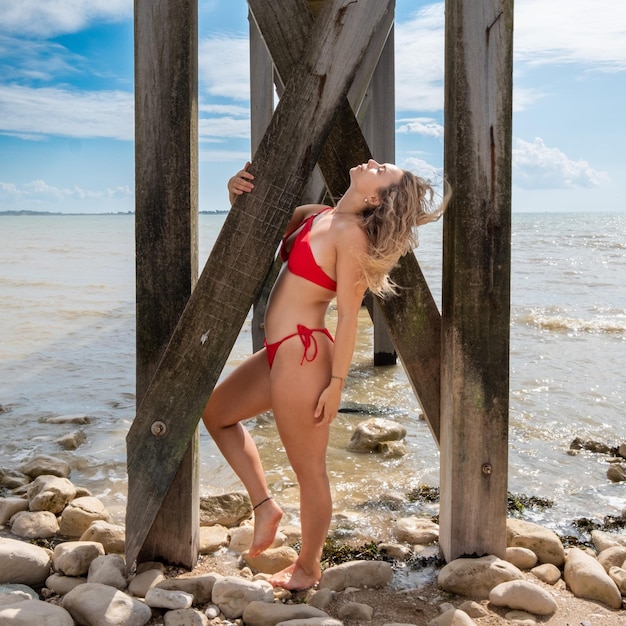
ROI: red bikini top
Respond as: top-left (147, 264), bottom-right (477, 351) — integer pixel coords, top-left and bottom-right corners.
top-left (279, 207), bottom-right (337, 291)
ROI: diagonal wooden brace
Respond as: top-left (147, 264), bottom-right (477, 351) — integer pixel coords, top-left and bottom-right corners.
top-left (250, 0), bottom-right (442, 440)
top-left (125, 0), bottom-right (392, 571)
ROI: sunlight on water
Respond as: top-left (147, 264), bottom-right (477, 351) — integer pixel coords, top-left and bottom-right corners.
top-left (0, 212), bottom-right (625, 536)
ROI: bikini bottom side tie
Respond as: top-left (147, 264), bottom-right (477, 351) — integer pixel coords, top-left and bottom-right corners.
top-left (264, 324), bottom-right (334, 368)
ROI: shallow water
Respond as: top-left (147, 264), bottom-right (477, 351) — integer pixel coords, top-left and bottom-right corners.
top-left (1, 212), bottom-right (624, 540)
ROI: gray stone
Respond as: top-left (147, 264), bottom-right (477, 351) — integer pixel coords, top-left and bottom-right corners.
top-left (276, 620), bottom-right (342, 626)
top-left (488, 580), bottom-right (557, 615)
top-left (129, 568), bottom-right (166, 597)
top-left (17, 455), bottom-right (71, 479)
top-left (145, 586), bottom-right (194, 610)
top-left (0, 583), bottom-right (38, 606)
top-left (307, 587), bottom-right (335, 609)
top-left (319, 560), bottom-right (393, 591)
top-left (243, 600), bottom-right (328, 626)
top-left (346, 418), bottom-right (406, 453)
top-left (337, 601), bottom-right (373, 621)
top-left (607, 464), bottom-right (626, 482)
top-left (530, 563), bottom-right (561, 585)
top-left (0, 468), bottom-right (30, 490)
top-left (0, 598), bottom-right (74, 625)
top-left (564, 546), bottom-right (622, 609)
top-left (438, 555), bottom-right (524, 599)
top-left (0, 537), bottom-right (52, 586)
top-left (63, 582), bottom-right (152, 626)
top-left (55, 430), bottom-right (87, 450)
top-left (45, 414), bottom-right (90, 424)
top-left (199, 492), bottom-right (252, 527)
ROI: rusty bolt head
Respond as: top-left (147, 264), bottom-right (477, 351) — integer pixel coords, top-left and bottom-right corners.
top-left (481, 463), bottom-right (493, 475)
top-left (151, 421), bottom-right (167, 436)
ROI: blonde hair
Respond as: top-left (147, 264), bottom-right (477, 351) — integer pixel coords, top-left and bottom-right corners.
top-left (360, 170), bottom-right (448, 297)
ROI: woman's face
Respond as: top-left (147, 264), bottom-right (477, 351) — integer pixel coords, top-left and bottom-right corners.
top-left (349, 159), bottom-right (403, 202)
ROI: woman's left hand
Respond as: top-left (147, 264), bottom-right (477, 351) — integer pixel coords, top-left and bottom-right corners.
top-left (314, 384), bottom-right (342, 427)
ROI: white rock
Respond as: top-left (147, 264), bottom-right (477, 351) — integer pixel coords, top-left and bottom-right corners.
top-left (80, 520), bottom-right (126, 553)
top-left (0, 583), bottom-right (38, 606)
top-left (276, 619), bottom-right (341, 626)
top-left (488, 580), bottom-right (557, 615)
top-left (242, 600), bottom-right (328, 626)
top-left (145, 586), bottom-right (194, 609)
top-left (45, 573), bottom-right (88, 595)
top-left (63, 582), bottom-right (152, 626)
top-left (393, 517), bottom-right (439, 545)
top-left (243, 545), bottom-right (298, 574)
top-left (157, 572), bottom-right (221, 604)
top-left (164, 608), bottom-right (210, 626)
top-left (346, 418), bottom-right (406, 452)
top-left (319, 560), bottom-right (393, 591)
top-left (505, 546), bottom-right (538, 569)
top-left (597, 545), bottom-right (626, 572)
top-left (27, 475), bottom-right (76, 513)
top-left (10, 510), bottom-right (59, 539)
top-left (212, 576), bottom-right (274, 619)
top-left (530, 563), bottom-right (561, 585)
top-left (0, 537), bottom-right (52, 586)
top-left (0, 598), bottom-right (74, 625)
top-left (504, 610), bottom-right (538, 624)
top-left (229, 525), bottom-right (287, 553)
top-left (591, 530), bottom-right (626, 552)
top-left (59, 496), bottom-right (110, 537)
top-left (564, 546), bottom-right (622, 609)
top-left (608, 565), bottom-right (626, 594)
top-left (53, 540), bottom-right (105, 577)
top-left (428, 608), bottom-right (476, 625)
top-left (458, 600), bottom-right (488, 618)
top-left (199, 524), bottom-right (229, 553)
top-left (438, 555), bottom-right (524, 599)
top-left (17, 455), bottom-right (71, 479)
top-left (129, 568), bottom-right (166, 597)
top-left (0, 497), bottom-right (29, 525)
top-left (88, 554), bottom-right (127, 590)
top-left (506, 519), bottom-right (565, 566)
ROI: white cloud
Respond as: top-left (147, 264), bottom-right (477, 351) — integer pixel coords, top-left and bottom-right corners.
top-left (401, 157), bottom-right (444, 186)
top-left (0, 0), bottom-right (132, 38)
top-left (199, 116), bottom-right (250, 142)
top-left (0, 85), bottom-right (133, 141)
top-left (514, 0), bottom-right (626, 70)
top-left (397, 117), bottom-right (444, 139)
top-left (513, 137), bottom-right (609, 189)
top-left (394, 5), bottom-right (445, 112)
top-left (0, 179), bottom-right (132, 203)
top-left (199, 34), bottom-right (250, 101)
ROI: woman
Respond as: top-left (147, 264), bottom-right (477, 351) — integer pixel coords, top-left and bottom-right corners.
top-left (202, 159), bottom-right (446, 590)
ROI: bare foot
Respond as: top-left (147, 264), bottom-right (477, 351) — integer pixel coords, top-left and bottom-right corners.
top-left (269, 561), bottom-right (321, 591)
top-left (249, 498), bottom-right (283, 557)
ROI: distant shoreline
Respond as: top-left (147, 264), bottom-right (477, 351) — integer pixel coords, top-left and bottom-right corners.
top-left (0, 210), bottom-right (229, 216)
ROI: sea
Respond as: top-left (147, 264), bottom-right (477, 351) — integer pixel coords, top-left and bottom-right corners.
top-left (1, 211), bottom-right (625, 545)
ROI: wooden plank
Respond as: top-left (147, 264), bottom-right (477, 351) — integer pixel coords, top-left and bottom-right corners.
top-left (439, 0), bottom-right (513, 561)
top-left (125, 0), bottom-right (392, 571)
top-left (361, 28), bottom-right (397, 365)
top-left (249, 16), bottom-right (275, 352)
top-left (133, 0), bottom-right (199, 568)
top-left (250, 0), bottom-right (442, 439)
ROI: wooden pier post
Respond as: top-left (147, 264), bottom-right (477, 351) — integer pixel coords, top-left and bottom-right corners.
top-left (439, 0), bottom-right (514, 561)
top-left (133, 0), bottom-right (199, 568)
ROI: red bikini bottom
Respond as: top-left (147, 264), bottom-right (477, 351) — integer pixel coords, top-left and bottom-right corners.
top-left (264, 324), bottom-right (334, 369)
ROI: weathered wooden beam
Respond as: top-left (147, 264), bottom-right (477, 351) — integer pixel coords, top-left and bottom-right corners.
top-left (133, 0), bottom-right (199, 568)
top-left (249, 0), bottom-right (442, 440)
top-left (125, 0), bottom-right (392, 571)
top-left (439, 0), bottom-right (513, 561)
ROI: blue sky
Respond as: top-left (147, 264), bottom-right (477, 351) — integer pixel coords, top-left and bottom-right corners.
top-left (0, 0), bottom-right (624, 214)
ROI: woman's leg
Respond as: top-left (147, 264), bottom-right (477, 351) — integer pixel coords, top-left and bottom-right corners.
top-left (267, 337), bottom-right (333, 590)
top-left (202, 349), bottom-right (282, 556)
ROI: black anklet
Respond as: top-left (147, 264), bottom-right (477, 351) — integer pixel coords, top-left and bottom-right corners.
top-left (253, 496), bottom-right (272, 511)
